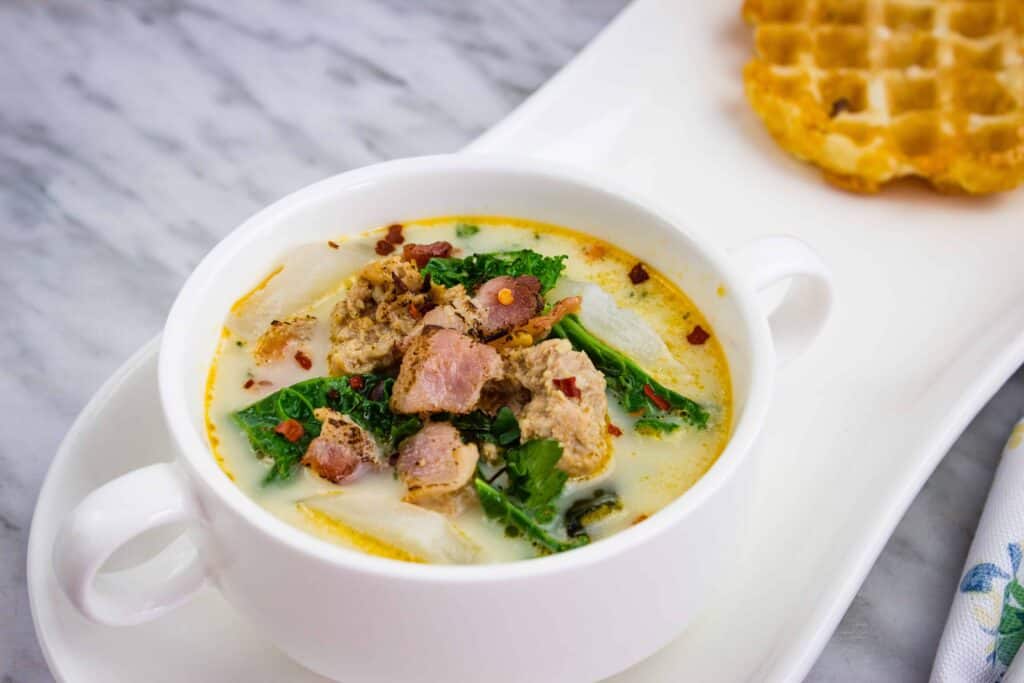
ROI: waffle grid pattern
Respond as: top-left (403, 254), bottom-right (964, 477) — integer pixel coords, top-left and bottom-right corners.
top-left (743, 0), bottom-right (1024, 193)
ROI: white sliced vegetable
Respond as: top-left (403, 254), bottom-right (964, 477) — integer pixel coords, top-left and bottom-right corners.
top-left (301, 492), bottom-right (480, 565)
top-left (549, 279), bottom-right (697, 392)
top-left (228, 241), bottom-right (374, 341)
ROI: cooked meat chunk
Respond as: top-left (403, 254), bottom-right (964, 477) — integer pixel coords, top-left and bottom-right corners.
top-left (402, 241), bottom-right (453, 268)
top-left (328, 254), bottom-right (428, 374)
top-left (253, 315), bottom-right (317, 365)
top-left (301, 408), bottom-right (380, 483)
top-left (391, 328), bottom-right (502, 414)
top-left (403, 284), bottom-right (482, 346)
top-left (396, 422), bottom-right (479, 513)
top-left (503, 338), bottom-right (608, 477)
top-left (472, 275), bottom-right (543, 337)
top-left (490, 296), bottom-right (581, 350)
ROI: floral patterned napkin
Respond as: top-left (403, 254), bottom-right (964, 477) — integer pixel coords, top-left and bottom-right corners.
top-left (932, 417), bottom-right (1024, 683)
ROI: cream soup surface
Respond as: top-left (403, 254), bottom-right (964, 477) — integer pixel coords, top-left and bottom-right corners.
top-left (206, 217), bottom-right (732, 564)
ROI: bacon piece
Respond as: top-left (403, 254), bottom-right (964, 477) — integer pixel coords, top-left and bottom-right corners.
top-left (301, 408), bottom-right (380, 484)
top-left (385, 223), bottom-right (405, 244)
top-left (274, 419), bottom-right (304, 443)
top-left (396, 422), bottom-right (479, 511)
top-left (402, 241), bottom-right (453, 268)
top-left (375, 240), bottom-right (395, 256)
top-left (472, 275), bottom-right (543, 337)
top-left (686, 325), bottom-right (710, 345)
top-left (390, 328), bottom-right (502, 414)
top-left (490, 296), bottom-right (581, 350)
top-left (628, 263), bottom-right (650, 285)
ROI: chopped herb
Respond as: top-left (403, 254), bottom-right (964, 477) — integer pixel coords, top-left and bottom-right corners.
top-left (235, 340), bottom-right (245, 347)
top-left (232, 375), bottom-right (421, 484)
top-left (503, 439), bottom-right (567, 524)
top-left (550, 314), bottom-right (709, 431)
top-left (474, 479), bottom-right (588, 554)
top-left (421, 249), bottom-right (567, 294)
top-left (454, 222), bottom-right (480, 238)
top-left (451, 406), bottom-right (520, 447)
top-left (564, 489), bottom-right (622, 538)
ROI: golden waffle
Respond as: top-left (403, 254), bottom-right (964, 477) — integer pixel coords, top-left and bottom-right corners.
top-left (742, 0), bottom-right (1024, 193)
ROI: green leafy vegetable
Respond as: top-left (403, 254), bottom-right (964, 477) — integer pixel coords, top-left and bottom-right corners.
top-left (550, 314), bottom-right (709, 431)
top-left (454, 222), bottom-right (480, 238)
top-left (421, 249), bottom-right (567, 294)
top-left (634, 417), bottom-right (682, 435)
top-left (474, 479), bottom-right (589, 554)
top-left (564, 489), bottom-right (623, 538)
top-left (503, 439), bottom-right (567, 524)
top-left (231, 375), bottom-right (421, 484)
top-left (451, 406), bottom-right (520, 446)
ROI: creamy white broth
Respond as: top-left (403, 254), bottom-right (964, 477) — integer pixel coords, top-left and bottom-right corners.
top-left (206, 217), bottom-right (731, 564)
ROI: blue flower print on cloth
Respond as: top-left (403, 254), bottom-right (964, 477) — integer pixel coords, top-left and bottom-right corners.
top-left (932, 419), bottom-right (1024, 683)
top-left (961, 543), bottom-right (1024, 675)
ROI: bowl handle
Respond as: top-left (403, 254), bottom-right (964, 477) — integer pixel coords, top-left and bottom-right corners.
top-left (730, 236), bottom-right (833, 367)
top-left (52, 462), bottom-right (207, 625)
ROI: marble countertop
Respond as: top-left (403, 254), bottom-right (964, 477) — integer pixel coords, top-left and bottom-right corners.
top-left (2, 2), bottom-right (1021, 681)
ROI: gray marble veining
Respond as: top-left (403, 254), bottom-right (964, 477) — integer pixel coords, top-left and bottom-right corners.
top-left (0, 2), bottom-right (1020, 682)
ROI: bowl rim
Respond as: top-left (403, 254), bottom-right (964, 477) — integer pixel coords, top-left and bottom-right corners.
top-left (159, 153), bottom-right (775, 583)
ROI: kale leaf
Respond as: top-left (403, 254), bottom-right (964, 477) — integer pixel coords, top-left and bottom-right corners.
top-left (503, 439), bottom-right (567, 524)
top-left (421, 249), bottom-right (567, 294)
top-left (231, 375), bottom-right (420, 485)
top-left (474, 479), bottom-right (589, 554)
top-left (454, 222), bottom-right (480, 238)
top-left (634, 417), bottom-right (682, 434)
top-left (550, 314), bottom-right (709, 431)
top-left (451, 406), bottom-right (520, 447)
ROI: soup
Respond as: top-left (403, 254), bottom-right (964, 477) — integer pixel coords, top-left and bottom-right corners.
top-left (206, 217), bottom-right (731, 564)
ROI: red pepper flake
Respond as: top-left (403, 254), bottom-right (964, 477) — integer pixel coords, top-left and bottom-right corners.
top-left (326, 388), bottom-right (341, 402)
top-left (686, 325), bottom-right (710, 345)
top-left (552, 376), bottom-right (582, 399)
top-left (408, 303), bottom-right (422, 319)
top-left (385, 223), bottom-right (405, 244)
top-left (243, 378), bottom-right (255, 389)
top-left (607, 422), bottom-right (623, 437)
top-left (327, 240), bottom-right (339, 249)
top-left (643, 384), bottom-right (671, 411)
top-left (628, 262), bottom-right (650, 285)
top-left (274, 419), bottom-right (304, 443)
top-left (348, 375), bottom-right (364, 390)
top-left (294, 350), bottom-right (313, 370)
top-left (631, 514), bottom-right (649, 526)
top-left (375, 240), bottom-right (395, 256)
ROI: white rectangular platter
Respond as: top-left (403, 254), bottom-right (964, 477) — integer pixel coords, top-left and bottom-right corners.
top-left (469, 0), bottom-right (1024, 679)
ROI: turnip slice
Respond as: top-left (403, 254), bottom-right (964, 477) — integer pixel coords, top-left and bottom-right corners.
top-left (549, 280), bottom-right (696, 391)
top-left (300, 492), bottom-right (480, 564)
top-left (227, 241), bottom-right (374, 341)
